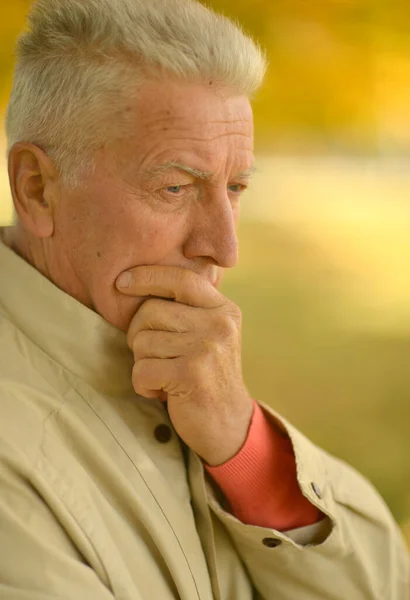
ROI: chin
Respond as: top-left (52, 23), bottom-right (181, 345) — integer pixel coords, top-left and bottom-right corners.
top-left (96, 294), bottom-right (147, 333)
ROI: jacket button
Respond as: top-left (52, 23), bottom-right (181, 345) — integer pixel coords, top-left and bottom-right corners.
top-left (154, 424), bottom-right (172, 444)
top-left (311, 482), bottom-right (322, 498)
top-left (262, 537), bottom-right (282, 548)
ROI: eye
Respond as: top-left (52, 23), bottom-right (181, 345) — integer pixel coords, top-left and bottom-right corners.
top-left (158, 183), bottom-right (193, 204)
top-left (166, 185), bottom-right (184, 194)
top-left (228, 183), bottom-right (246, 195)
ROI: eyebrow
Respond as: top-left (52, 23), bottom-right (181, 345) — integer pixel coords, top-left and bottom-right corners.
top-left (144, 160), bottom-right (256, 182)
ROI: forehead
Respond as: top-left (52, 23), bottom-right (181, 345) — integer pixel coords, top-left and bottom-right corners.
top-left (137, 79), bottom-right (253, 128)
top-left (119, 78), bottom-right (254, 174)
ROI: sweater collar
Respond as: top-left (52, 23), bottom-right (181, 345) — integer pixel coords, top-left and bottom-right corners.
top-left (0, 235), bottom-right (134, 395)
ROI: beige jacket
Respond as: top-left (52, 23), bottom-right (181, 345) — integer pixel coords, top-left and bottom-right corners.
top-left (0, 239), bottom-right (408, 600)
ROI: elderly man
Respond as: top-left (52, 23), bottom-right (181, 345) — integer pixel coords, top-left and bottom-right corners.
top-left (0, 0), bottom-right (408, 598)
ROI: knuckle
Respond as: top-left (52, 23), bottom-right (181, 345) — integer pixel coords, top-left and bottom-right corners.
top-left (132, 330), bottom-right (149, 359)
top-left (143, 268), bottom-right (156, 287)
top-left (132, 362), bottom-right (143, 393)
top-left (146, 298), bottom-right (164, 310)
top-left (228, 303), bottom-right (242, 323)
top-left (137, 300), bottom-right (153, 321)
top-left (127, 315), bottom-right (140, 348)
top-left (185, 354), bottom-right (206, 381)
top-left (213, 312), bottom-right (237, 338)
top-left (133, 358), bottom-right (150, 382)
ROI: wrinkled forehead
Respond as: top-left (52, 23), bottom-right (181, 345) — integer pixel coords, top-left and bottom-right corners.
top-left (128, 79), bottom-right (253, 139)
top-left (114, 78), bottom-right (254, 176)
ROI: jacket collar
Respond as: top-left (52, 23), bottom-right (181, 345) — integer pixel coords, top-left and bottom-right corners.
top-left (0, 235), bottom-right (134, 395)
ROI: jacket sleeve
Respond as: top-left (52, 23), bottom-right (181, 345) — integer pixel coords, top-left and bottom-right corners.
top-left (0, 439), bottom-right (114, 600)
top-left (204, 400), bottom-right (410, 600)
top-left (204, 399), bottom-right (324, 530)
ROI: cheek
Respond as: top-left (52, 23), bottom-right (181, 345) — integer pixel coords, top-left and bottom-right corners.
top-left (87, 201), bottom-right (188, 286)
top-left (53, 198), bottom-right (96, 270)
top-left (90, 207), bottom-right (189, 330)
top-left (56, 185), bottom-right (188, 303)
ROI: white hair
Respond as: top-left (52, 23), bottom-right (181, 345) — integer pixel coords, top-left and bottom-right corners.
top-left (5, 0), bottom-right (267, 187)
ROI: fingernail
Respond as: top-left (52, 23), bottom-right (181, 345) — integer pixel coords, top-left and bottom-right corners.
top-left (116, 272), bottom-right (132, 288)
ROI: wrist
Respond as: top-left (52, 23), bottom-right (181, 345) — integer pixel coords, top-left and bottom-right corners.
top-left (199, 398), bottom-right (255, 467)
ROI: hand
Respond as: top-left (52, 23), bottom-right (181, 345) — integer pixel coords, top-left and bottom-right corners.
top-left (116, 266), bottom-right (254, 466)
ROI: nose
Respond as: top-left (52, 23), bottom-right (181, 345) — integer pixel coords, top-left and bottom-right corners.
top-left (183, 193), bottom-right (239, 269)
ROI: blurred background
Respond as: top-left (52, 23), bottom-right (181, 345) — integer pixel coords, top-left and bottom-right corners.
top-left (0, 1), bottom-right (409, 545)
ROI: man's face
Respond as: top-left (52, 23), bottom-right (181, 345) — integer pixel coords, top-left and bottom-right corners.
top-left (52, 79), bottom-right (254, 331)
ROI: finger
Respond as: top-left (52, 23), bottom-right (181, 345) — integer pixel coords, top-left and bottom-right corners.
top-left (132, 357), bottom-right (178, 399)
top-left (132, 330), bottom-right (193, 362)
top-left (116, 265), bottom-right (226, 309)
top-left (126, 298), bottom-right (195, 348)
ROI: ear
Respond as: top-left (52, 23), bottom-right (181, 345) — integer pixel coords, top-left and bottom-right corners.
top-left (8, 143), bottom-right (58, 238)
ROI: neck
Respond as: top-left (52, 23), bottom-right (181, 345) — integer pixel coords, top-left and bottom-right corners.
top-left (0, 226), bottom-right (13, 248)
top-left (0, 238), bottom-right (134, 395)
top-left (1, 224), bottom-right (48, 280)
top-left (1, 224), bottom-right (92, 313)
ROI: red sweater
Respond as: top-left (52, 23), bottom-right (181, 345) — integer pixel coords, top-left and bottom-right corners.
top-left (204, 400), bottom-right (323, 531)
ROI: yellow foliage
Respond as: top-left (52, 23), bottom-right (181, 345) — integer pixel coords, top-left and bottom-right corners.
top-left (2, 1), bottom-right (410, 149)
